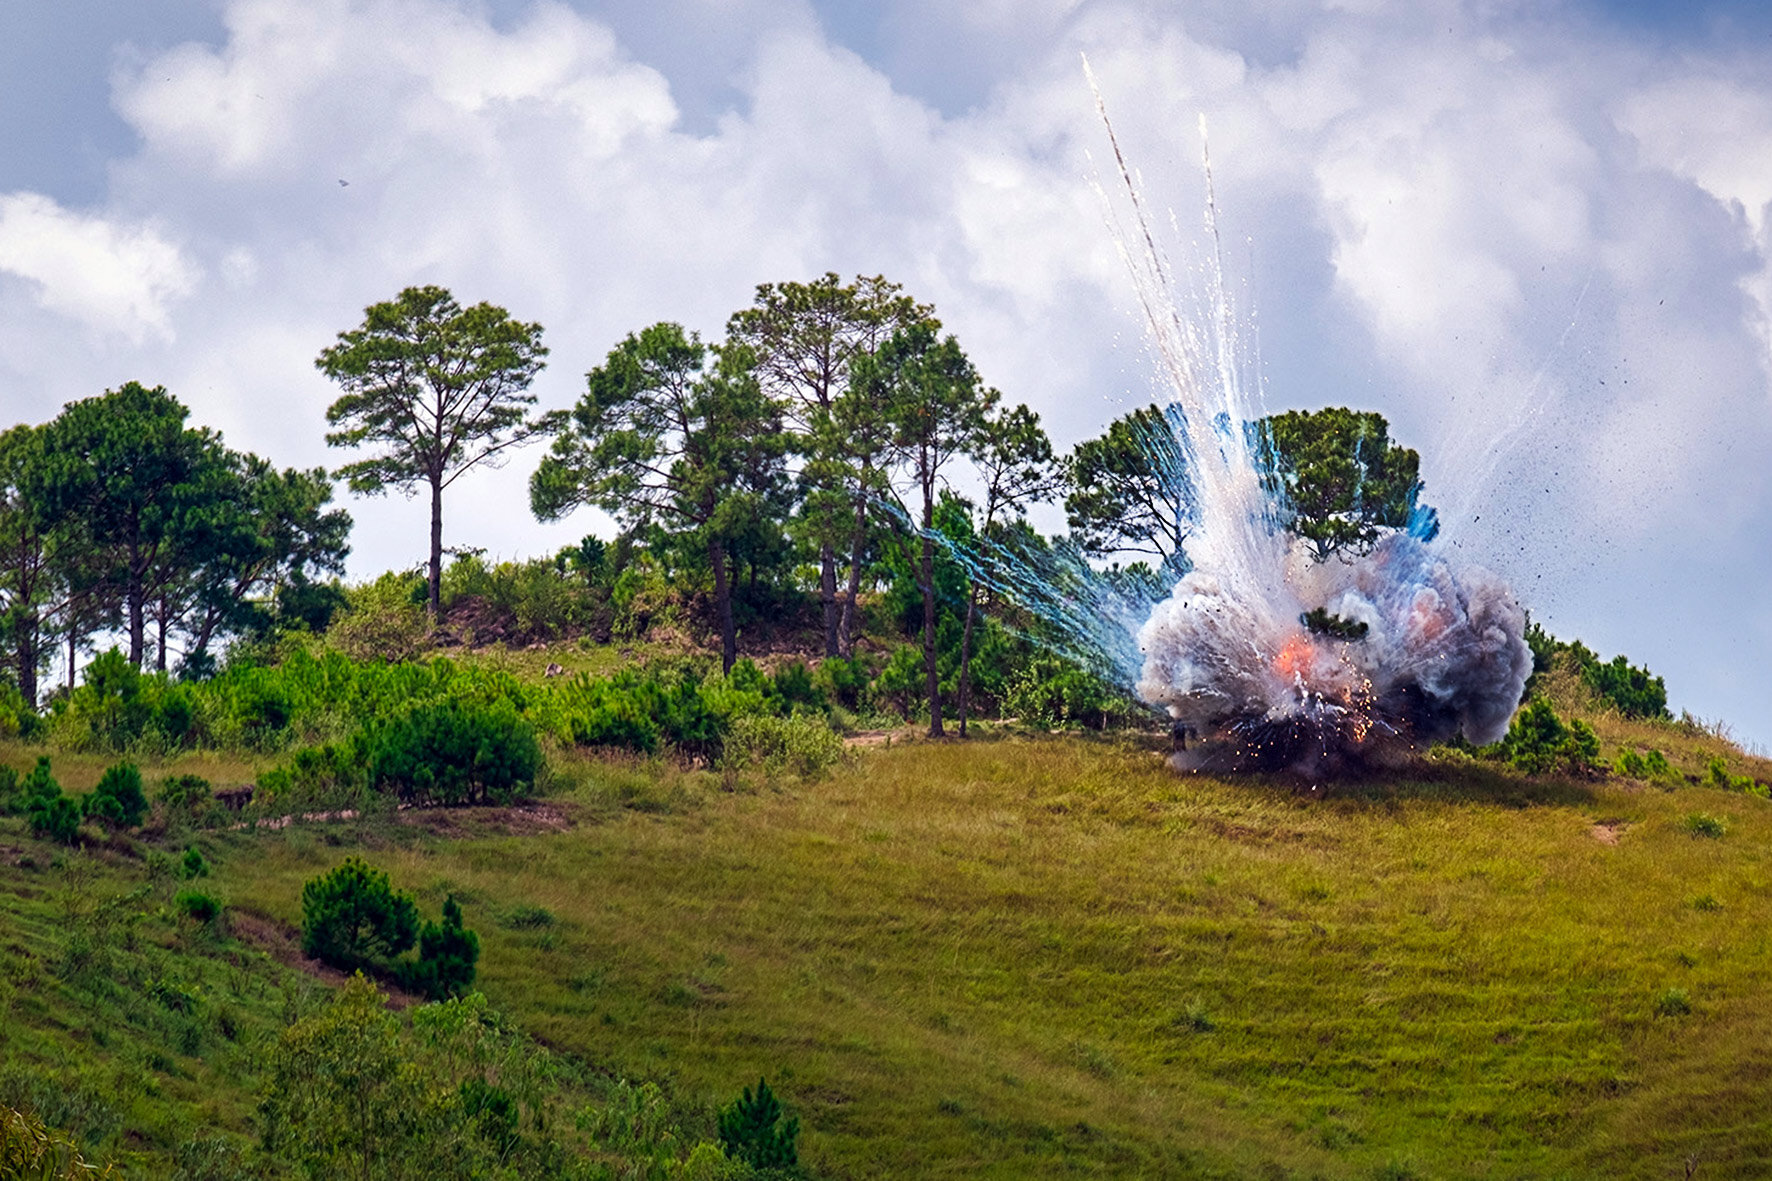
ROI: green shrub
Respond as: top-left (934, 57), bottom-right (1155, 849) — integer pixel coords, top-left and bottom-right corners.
top-left (176, 889), bottom-right (223, 925)
top-left (1680, 813), bottom-right (1727, 839)
top-left (158, 773), bottom-right (212, 812)
top-left (717, 1077), bottom-right (799, 1171)
top-left (0, 763), bottom-right (16, 815)
top-left (28, 795), bottom-right (81, 845)
top-left (724, 714), bottom-right (845, 779)
top-left (1706, 757), bottom-right (1760, 793)
top-left (182, 846), bottom-right (211, 879)
top-left (326, 572), bottom-right (430, 663)
top-left (1654, 988), bottom-right (1692, 1017)
top-left (1002, 654), bottom-right (1130, 730)
top-left (816, 655), bottom-right (871, 712)
top-left (771, 661), bottom-right (826, 713)
top-left (1615, 748), bottom-right (1676, 783)
top-left (83, 761), bottom-right (147, 827)
top-left (362, 698), bottom-right (541, 807)
top-left (300, 858), bottom-right (419, 973)
top-left (401, 895), bottom-right (480, 1000)
top-left (1501, 700), bottom-right (1602, 776)
top-left (257, 742), bottom-right (366, 813)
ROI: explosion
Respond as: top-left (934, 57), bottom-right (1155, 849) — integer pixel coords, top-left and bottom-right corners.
top-left (1086, 84), bottom-right (1532, 775)
top-left (1136, 535), bottom-right (1531, 774)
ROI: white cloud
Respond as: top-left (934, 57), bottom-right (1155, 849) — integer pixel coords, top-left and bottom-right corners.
top-left (0, 192), bottom-right (197, 342)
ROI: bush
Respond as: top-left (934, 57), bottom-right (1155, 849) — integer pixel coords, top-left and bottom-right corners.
top-left (723, 714), bottom-right (845, 779)
top-left (1002, 654), bottom-right (1131, 730)
top-left (1680, 813), bottom-right (1727, 839)
top-left (1615, 748), bottom-right (1675, 783)
top-left (1501, 700), bottom-right (1601, 776)
top-left (83, 761), bottom-right (147, 828)
top-left (1706, 757), bottom-right (1761, 793)
top-left (28, 795), bottom-right (81, 845)
top-left (326, 572), bottom-right (430, 663)
top-left (182, 846), bottom-right (211, 879)
top-left (362, 698), bottom-right (541, 807)
top-left (300, 858), bottom-right (419, 973)
top-left (176, 889), bottom-right (223, 925)
top-left (717, 1077), bottom-right (799, 1171)
top-left (1655, 988), bottom-right (1692, 1017)
top-left (401, 895), bottom-right (480, 1000)
top-left (258, 742), bottom-right (365, 812)
top-left (158, 773), bottom-right (212, 812)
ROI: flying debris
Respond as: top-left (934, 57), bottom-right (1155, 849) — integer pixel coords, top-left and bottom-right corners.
top-left (1080, 64), bottom-right (1531, 776)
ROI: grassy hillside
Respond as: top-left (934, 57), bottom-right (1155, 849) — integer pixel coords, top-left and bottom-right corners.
top-left (3, 664), bottom-right (1771, 1177)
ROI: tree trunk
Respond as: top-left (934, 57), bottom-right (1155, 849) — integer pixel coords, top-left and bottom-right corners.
top-left (126, 550), bottom-right (145, 667)
top-left (921, 487), bottom-right (942, 739)
top-left (711, 536), bottom-right (736, 673)
top-left (840, 496), bottom-right (868, 658)
top-left (958, 587), bottom-right (979, 738)
top-left (428, 476), bottom-right (443, 619)
top-left (819, 544), bottom-right (839, 658)
top-left (155, 592), bottom-right (169, 672)
top-left (16, 610), bottom-right (36, 707)
top-left (67, 627), bottom-right (76, 691)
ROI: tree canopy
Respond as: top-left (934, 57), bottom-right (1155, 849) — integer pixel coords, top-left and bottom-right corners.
top-left (318, 285), bottom-right (548, 616)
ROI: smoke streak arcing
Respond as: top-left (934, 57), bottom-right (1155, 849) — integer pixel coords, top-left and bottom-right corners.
top-left (1076, 66), bottom-right (1531, 774)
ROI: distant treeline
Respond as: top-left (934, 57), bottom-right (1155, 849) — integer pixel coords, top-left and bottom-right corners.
top-left (0, 272), bottom-right (1540, 739)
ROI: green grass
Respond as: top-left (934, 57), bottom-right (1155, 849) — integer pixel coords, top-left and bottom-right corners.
top-left (6, 712), bottom-right (1772, 1176)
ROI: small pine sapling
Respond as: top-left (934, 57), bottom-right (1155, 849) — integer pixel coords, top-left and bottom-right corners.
top-left (718, 1077), bottom-right (799, 1170)
top-left (84, 761), bottom-right (148, 827)
top-left (300, 857), bottom-right (419, 973)
top-left (407, 895), bottom-right (480, 999)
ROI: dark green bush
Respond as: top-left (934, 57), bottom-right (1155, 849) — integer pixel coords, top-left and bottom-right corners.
top-left (1501, 700), bottom-right (1601, 776)
top-left (158, 773), bottom-right (212, 812)
top-left (176, 889), bottom-right (223, 925)
top-left (401, 895), bottom-right (480, 1000)
top-left (300, 858), bottom-right (419, 973)
top-left (182, 846), bottom-right (211, 879)
top-left (83, 761), bottom-right (147, 827)
top-left (771, 661), bottom-right (826, 712)
top-left (28, 795), bottom-right (81, 845)
top-left (362, 698), bottom-right (540, 807)
top-left (717, 1077), bottom-right (799, 1170)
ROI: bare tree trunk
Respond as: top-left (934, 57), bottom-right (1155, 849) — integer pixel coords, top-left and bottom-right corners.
top-left (819, 544), bottom-right (839, 658)
top-left (155, 601), bottom-right (165, 671)
top-left (840, 497), bottom-right (868, 658)
top-left (958, 586), bottom-right (979, 738)
top-left (16, 612), bottom-right (35, 707)
top-left (126, 552), bottom-right (145, 667)
top-left (428, 476), bottom-right (443, 619)
top-left (921, 489), bottom-right (942, 739)
top-left (711, 536), bottom-right (736, 672)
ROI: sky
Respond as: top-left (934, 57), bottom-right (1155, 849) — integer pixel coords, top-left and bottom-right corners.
top-left (1, 0), bottom-right (1769, 748)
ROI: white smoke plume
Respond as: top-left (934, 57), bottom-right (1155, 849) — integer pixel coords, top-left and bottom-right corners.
top-left (1086, 69), bottom-right (1532, 774)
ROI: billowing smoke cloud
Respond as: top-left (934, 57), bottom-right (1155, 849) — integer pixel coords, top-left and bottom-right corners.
top-left (1136, 536), bottom-right (1531, 774)
top-left (1087, 85), bottom-right (1532, 775)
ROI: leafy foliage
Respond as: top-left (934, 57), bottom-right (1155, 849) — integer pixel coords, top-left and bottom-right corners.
top-left (319, 285), bottom-right (549, 617)
top-left (1261, 407), bottom-right (1435, 562)
top-left (1500, 700), bottom-right (1602, 776)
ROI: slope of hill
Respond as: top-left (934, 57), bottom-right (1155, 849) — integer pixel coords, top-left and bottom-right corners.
top-left (2, 655), bottom-right (1770, 1177)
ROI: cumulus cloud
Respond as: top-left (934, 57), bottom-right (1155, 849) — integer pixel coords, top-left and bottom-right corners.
top-left (0, 192), bottom-right (196, 341)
